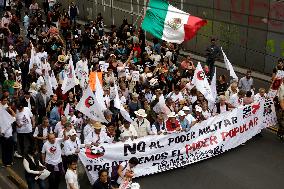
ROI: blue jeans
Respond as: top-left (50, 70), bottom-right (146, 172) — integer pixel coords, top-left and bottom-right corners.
top-left (25, 175), bottom-right (46, 189)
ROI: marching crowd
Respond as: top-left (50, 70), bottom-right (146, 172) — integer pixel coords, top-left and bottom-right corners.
top-left (0, 1), bottom-right (282, 189)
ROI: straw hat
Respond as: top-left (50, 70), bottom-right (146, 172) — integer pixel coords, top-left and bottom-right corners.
top-left (178, 110), bottom-right (186, 117)
top-left (91, 121), bottom-right (103, 130)
top-left (132, 93), bottom-right (139, 98)
top-left (167, 112), bottom-right (177, 118)
top-left (134, 109), bottom-right (147, 118)
top-left (68, 129), bottom-right (77, 136)
top-left (149, 78), bottom-right (158, 86)
top-left (58, 55), bottom-right (66, 63)
top-left (195, 105), bottom-right (202, 112)
top-left (13, 82), bottom-right (22, 89)
top-left (28, 82), bottom-right (37, 92)
top-left (182, 106), bottom-right (190, 111)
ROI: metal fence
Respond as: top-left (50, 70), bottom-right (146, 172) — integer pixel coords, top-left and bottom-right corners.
top-left (60, 0), bottom-right (284, 75)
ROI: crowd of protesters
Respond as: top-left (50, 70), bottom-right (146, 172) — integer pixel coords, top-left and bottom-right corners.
top-left (0, 1), bottom-right (282, 189)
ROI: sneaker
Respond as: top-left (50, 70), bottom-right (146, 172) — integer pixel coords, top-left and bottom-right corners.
top-left (14, 151), bottom-right (22, 158)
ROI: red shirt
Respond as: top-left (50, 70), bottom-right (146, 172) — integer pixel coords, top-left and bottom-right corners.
top-left (166, 119), bottom-right (181, 132)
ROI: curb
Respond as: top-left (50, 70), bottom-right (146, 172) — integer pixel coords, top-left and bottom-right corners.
top-left (6, 167), bottom-right (28, 189)
top-left (0, 160), bottom-right (28, 189)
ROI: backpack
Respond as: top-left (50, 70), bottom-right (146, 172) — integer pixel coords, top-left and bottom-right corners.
top-left (110, 162), bottom-right (128, 183)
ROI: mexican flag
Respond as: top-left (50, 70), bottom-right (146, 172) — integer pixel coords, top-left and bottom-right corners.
top-left (142, 0), bottom-right (207, 44)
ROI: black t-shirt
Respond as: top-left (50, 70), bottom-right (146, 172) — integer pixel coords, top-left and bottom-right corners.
top-left (92, 179), bottom-right (111, 189)
top-left (217, 82), bottom-right (228, 95)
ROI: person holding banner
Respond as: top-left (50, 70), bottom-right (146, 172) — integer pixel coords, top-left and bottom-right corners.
top-left (84, 121), bottom-right (111, 145)
top-left (132, 109), bottom-right (153, 138)
top-left (166, 112), bottom-right (181, 132)
top-left (116, 157), bottom-right (139, 187)
top-left (119, 120), bottom-right (138, 141)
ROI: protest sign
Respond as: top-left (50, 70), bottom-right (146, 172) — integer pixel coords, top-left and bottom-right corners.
top-left (132, 71), bottom-right (140, 81)
top-left (79, 100), bottom-right (276, 184)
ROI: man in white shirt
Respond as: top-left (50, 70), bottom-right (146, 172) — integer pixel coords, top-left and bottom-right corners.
top-left (65, 155), bottom-right (80, 189)
top-left (16, 104), bottom-right (35, 156)
top-left (54, 116), bottom-right (67, 137)
top-left (132, 109), bottom-right (153, 138)
top-left (64, 129), bottom-right (85, 157)
top-left (84, 122), bottom-right (111, 145)
top-left (0, 102), bottom-right (16, 166)
top-left (254, 88), bottom-right (267, 103)
top-left (167, 88), bottom-right (184, 104)
top-left (42, 133), bottom-right (64, 189)
top-left (33, 117), bottom-right (53, 150)
top-left (238, 70), bottom-right (254, 92)
top-left (119, 120), bottom-right (138, 141)
top-left (182, 106), bottom-right (197, 126)
top-left (229, 90), bottom-right (246, 108)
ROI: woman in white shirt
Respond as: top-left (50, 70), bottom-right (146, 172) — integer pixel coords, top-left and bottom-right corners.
top-left (117, 157), bottom-right (139, 187)
top-left (23, 147), bottom-right (46, 189)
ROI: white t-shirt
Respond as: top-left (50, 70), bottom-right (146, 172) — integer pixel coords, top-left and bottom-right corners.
top-left (167, 92), bottom-right (184, 103)
top-left (54, 122), bottom-right (64, 136)
top-left (63, 138), bottom-right (81, 156)
top-left (16, 107), bottom-right (33, 133)
top-left (119, 125), bottom-right (138, 139)
top-left (65, 169), bottom-right (79, 189)
top-left (229, 94), bottom-right (243, 107)
top-left (41, 138), bottom-right (63, 165)
top-left (117, 162), bottom-right (135, 185)
top-left (33, 126), bottom-right (49, 138)
top-left (185, 114), bottom-right (196, 125)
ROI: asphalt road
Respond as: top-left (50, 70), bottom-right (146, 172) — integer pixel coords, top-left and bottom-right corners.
top-left (2, 130), bottom-right (283, 189)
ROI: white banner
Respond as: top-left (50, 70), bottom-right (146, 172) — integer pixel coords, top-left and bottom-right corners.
top-left (79, 100), bottom-right (276, 184)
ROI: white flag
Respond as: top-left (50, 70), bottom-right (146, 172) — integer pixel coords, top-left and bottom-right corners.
top-left (95, 72), bottom-right (107, 110)
top-left (221, 47), bottom-right (238, 81)
top-left (75, 60), bottom-right (89, 89)
top-left (44, 75), bottom-right (54, 97)
top-left (50, 71), bottom-right (58, 90)
top-left (209, 68), bottom-right (217, 110)
top-left (0, 107), bottom-right (15, 133)
top-left (210, 68), bottom-right (217, 101)
top-left (76, 86), bottom-right (108, 123)
top-left (192, 62), bottom-right (214, 102)
top-left (61, 57), bottom-right (77, 94)
top-left (64, 103), bottom-right (70, 116)
top-left (29, 45), bottom-right (41, 73)
top-left (114, 84), bottom-right (133, 123)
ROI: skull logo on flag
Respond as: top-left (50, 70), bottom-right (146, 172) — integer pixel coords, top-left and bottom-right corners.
top-left (85, 96), bottom-right (95, 108)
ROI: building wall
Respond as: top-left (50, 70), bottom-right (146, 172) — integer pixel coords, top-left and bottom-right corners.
top-left (60, 0), bottom-right (284, 75)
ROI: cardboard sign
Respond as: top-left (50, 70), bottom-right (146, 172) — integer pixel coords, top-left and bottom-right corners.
top-left (132, 71), bottom-right (140, 81)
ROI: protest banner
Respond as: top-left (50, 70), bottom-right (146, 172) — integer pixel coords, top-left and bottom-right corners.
top-left (79, 100), bottom-right (276, 184)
